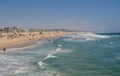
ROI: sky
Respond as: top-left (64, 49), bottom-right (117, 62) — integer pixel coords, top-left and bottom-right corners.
top-left (0, 0), bottom-right (120, 32)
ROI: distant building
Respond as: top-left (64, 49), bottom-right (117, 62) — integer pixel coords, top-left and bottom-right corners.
top-left (0, 28), bottom-right (5, 33)
top-left (0, 27), bottom-right (25, 33)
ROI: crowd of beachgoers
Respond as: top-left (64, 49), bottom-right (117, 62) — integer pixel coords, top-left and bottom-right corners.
top-left (0, 29), bottom-right (75, 51)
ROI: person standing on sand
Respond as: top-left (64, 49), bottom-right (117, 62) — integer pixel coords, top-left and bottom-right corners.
top-left (3, 48), bottom-right (6, 52)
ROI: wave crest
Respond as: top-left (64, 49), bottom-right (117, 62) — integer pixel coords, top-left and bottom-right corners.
top-left (38, 61), bottom-right (47, 69)
top-left (4, 45), bottom-right (37, 52)
top-left (64, 33), bottom-right (111, 42)
top-left (44, 54), bottom-right (57, 60)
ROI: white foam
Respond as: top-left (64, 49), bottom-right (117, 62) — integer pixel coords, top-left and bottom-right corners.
top-left (7, 45), bottom-right (37, 51)
top-left (40, 70), bottom-right (62, 76)
top-left (110, 42), bottom-right (113, 44)
top-left (56, 47), bottom-right (72, 53)
top-left (14, 67), bottom-right (29, 74)
top-left (56, 48), bottom-right (61, 51)
top-left (58, 49), bottom-right (73, 53)
top-left (64, 33), bottom-right (110, 42)
top-left (58, 45), bottom-right (62, 47)
top-left (44, 54), bottom-right (57, 60)
top-left (38, 61), bottom-right (47, 69)
top-left (86, 37), bottom-right (95, 41)
top-left (78, 33), bottom-right (110, 38)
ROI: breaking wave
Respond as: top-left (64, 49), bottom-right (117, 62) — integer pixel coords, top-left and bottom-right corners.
top-left (38, 61), bottom-right (47, 69)
top-left (44, 54), bottom-right (57, 60)
top-left (64, 33), bottom-right (111, 42)
top-left (3, 45), bottom-right (37, 52)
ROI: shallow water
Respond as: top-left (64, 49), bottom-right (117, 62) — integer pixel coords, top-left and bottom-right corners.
top-left (0, 33), bottom-right (120, 76)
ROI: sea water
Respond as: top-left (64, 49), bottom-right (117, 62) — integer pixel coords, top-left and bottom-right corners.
top-left (0, 33), bottom-right (120, 76)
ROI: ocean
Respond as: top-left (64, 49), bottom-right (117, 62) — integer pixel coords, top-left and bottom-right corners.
top-left (0, 33), bottom-right (120, 76)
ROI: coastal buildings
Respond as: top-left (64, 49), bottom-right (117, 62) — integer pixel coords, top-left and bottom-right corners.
top-left (0, 27), bottom-right (25, 33)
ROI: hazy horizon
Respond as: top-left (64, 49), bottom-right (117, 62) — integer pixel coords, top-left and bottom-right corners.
top-left (0, 0), bottom-right (120, 32)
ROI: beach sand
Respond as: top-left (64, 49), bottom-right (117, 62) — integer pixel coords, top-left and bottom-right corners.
top-left (0, 31), bottom-right (75, 50)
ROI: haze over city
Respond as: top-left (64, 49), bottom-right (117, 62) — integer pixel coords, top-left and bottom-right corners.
top-left (0, 0), bottom-right (120, 32)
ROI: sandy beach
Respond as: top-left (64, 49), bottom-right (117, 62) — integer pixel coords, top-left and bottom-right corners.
top-left (0, 31), bottom-right (75, 50)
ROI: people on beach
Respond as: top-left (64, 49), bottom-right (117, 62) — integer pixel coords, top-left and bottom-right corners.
top-left (0, 31), bottom-right (75, 50)
top-left (3, 48), bottom-right (6, 52)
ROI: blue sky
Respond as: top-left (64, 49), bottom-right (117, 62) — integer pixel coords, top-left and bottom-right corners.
top-left (0, 0), bottom-right (120, 32)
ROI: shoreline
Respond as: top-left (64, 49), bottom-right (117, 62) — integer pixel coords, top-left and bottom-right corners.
top-left (0, 31), bottom-right (76, 51)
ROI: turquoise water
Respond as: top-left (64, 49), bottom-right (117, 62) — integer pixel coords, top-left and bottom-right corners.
top-left (0, 33), bottom-right (120, 76)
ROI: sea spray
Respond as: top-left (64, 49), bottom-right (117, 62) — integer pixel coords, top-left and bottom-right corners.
top-left (63, 33), bottom-right (111, 42)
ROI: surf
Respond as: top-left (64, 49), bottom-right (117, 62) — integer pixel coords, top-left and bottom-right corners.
top-left (38, 61), bottom-right (47, 69)
top-left (63, 33), bottom-right (111, 42)
top-left (0, 44), bottom-right (37, 52)
top-left (44, 54), bottom-right (57, 60)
